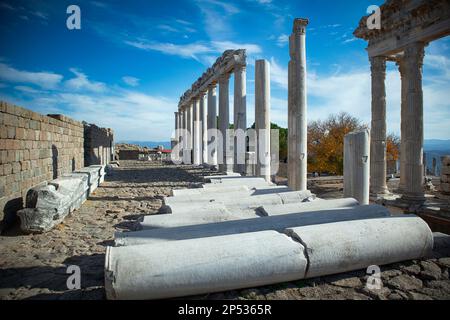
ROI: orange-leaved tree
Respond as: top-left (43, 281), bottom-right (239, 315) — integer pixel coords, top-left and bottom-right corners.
top-left (308, 112), bottom-right (367, 175)
top-left (386, 133), bottom-right (400, 161)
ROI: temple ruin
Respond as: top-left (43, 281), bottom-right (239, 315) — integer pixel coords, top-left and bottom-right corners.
top-left (1, 0), bottom-right (449, 302)
top-left (354, 0), bottom-right (450, 202)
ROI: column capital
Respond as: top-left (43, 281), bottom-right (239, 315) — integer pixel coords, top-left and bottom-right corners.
top-left (234, 64), bottom-right (246, 72)
top-left (370, 56), bottom-right (386, 74)
top-left (218, 72), bottom-right (231, 84)
top-left (403, 42), bottom-right (425, 68)
top-left (293, 18), bottom-right (309, 35)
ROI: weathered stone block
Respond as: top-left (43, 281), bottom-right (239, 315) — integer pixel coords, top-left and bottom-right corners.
top-left (441, 167), bottom-right (450, 175)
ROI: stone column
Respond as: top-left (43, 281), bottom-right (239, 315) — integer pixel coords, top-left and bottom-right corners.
top-left (255, 59), bottom-right (271, 182)
top-left (200, 92), bottom-right (208, 165)
top-left (219, 73), bottom-right (232, 173)
top-left (288, 18), bottom-right (309, 191)
top-left (187, 103), bottom-right (193, 164)
top-left (174, 111), bottom-right (179, 162)
top-left (182, 107), bottom-right (190, 164)
top-left (234, 65), bottom-right (247, 174)
top-left (344, 130), bottom-right (370, 205)
top-left (193, 98), bottom-right (201, 165)
top-left (207, 85), bottom-right (218, 167)
top-left (399, 42), bottom-right (426, 202)
top-left (369, 56), bottom-right (389, 197)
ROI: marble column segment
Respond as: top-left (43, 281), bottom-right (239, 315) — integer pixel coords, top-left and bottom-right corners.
top-left (182, 108), bottom-right (189, 164)
top-left (207, 85), bottom-right (218, 167)
top-left (399, 42), bottom-right (426, 202)
top-left (174, 111), bottom-right (179, 161)
top-left (370, 56), bottom-right (389, 197)
top-left (187, 104), bottom-right (193, 164)
top-left (200, 92), bottom-right (208, 165)
top-left (344, 130), bottom-right (370, 205)
top-left (255, 59), bottom-right (271, 182)
top-left (219, 73), bottom-right (232, 173)
top-left (234, 65), bottom-right (247, 174)
top-left (106, 231), bottom-right (308, 300)
top-left (288, 18), bottom-right (309, 191)
top-left (193, 98), bottom-right (201, 166)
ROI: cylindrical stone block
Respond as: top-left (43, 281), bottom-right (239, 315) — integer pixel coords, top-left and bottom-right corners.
top-left (106, 231), bottom-right (307, 300)
top-left (344, 130), bottom-right (370, 205)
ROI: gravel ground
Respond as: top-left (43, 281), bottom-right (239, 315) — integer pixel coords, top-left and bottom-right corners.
top-left (0, 160), bottom-right (449, 300)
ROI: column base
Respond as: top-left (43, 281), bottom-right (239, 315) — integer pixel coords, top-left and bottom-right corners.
top-left (401, 193), bottom-right (426, 204)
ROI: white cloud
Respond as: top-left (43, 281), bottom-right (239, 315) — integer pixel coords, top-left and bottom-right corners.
top-left (269, 57), bottom-right (288, 89)
top-left (211, 41), bottom-right (262, 55)
top-left (276, 34), bottom-right (289, 47)
top-left (343, 37), bottom-right (358, 44)
top-left (266, 55), bottom-right (450, 139)
top-left (65, 68), bottom-right (107, 92)
top-left (31, 11), bottom-right (48, 20)
top-left (195, 0), bottom-right (240, 39)
top-left (0, 2), bottom-right (15, 10)
top-left (125, 39), bottom-right (261, 64)
top-left (125, 40), bottom-right (213, 60)
top-left (14, 85), bottom-right (42, 94)
top-left (0, 64), bottom-right (178, 141)
top-left (157, 24), bottom-right (179, 33)
top-left (0, 63), bottom-right (63, 89)
top-left (122, 76), bottom-right (140, 87)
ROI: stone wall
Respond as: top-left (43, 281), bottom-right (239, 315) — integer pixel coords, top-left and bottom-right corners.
top-left (118, 149), bottom-right (140, 160)
top-left (441, 156), bottom-right (450, 195)
top-left (84, 123), bottom-right (114, 166)
top-left (0, 101), bottom-right (88, 224)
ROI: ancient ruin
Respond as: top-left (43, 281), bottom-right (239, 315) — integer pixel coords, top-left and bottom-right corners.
top-left (1, 0), bottom-right (449, 302)
top-left (354, 0), bottom-right (450, 201)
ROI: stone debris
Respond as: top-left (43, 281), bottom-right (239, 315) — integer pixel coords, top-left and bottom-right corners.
top-left (107, 171), bottom-right (434, 300)
top-left (17, 165), bottom-right (106, 233)
top-left (1, 161), bottom-right (449, 300)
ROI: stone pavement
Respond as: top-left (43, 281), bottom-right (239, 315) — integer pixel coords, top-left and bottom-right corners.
top-left (0, 161), bottom-right (449, 300)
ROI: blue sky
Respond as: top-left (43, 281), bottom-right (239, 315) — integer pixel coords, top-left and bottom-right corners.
top-left (0, 0), bottom-right (449, 141)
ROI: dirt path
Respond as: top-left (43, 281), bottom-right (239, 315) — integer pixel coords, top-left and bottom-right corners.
top-left (0, 161), bottom-right (449, 300)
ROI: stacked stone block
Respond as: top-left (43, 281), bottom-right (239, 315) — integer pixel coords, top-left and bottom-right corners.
top-left (84, 123), bottom-right (114, 166)
top-left (0, 102), bottom-right (85, 223)
top-left (441, 156), bottom-right (450, 195)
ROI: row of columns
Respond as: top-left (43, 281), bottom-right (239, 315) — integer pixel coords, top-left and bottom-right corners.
top-left (174, 19), bottom-right (310, 188)
top-left (174, 59), bottom-right (275, 182)
top-left (369, 42), bottom-right (426, 201)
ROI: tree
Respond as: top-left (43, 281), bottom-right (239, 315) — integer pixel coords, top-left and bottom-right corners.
top-left (308, 112), bottom-right (367, 175)
top-left (249, 122), bottom-right (288, 161)
top-left (386, 133), bottom-right (400, 161)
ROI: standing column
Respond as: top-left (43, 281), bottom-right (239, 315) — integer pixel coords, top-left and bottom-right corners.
top-left (400, 42), bottom-right (426, 202)
top-left (288, 18), bottom-right (309, 191)
top-left (200, 92), bottom-right (208, 165)
top-left (255, 59), bottom-right (271, 182)
top-left (344, 130), bottom-right (370, 205)
top-left (234, 64), bottom-right (247, 174)
top-left (180, 110), bottom-right (185, 163)
top-left (207, 85), bottom-right (218, 167)
top-left (193, 98), bottom-right (201, 165)
top-left (182, 107), bottom-right (189, 164)
top-left (174, 111), bottom-right (179, 162)
top-left (369, 56), bottom-right (389, 197)
top-left (187, 103), bottom-right (193, 164)
top-left (219, 73), bottom-right (232, 173)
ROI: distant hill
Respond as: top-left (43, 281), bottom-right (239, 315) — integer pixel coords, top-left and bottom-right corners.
top-left (424, 139), bottom-right (450, 154)
top-left (116, 141), bottom-right (171, 150)
top-left (114, 139), bottom-right (449, 154)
